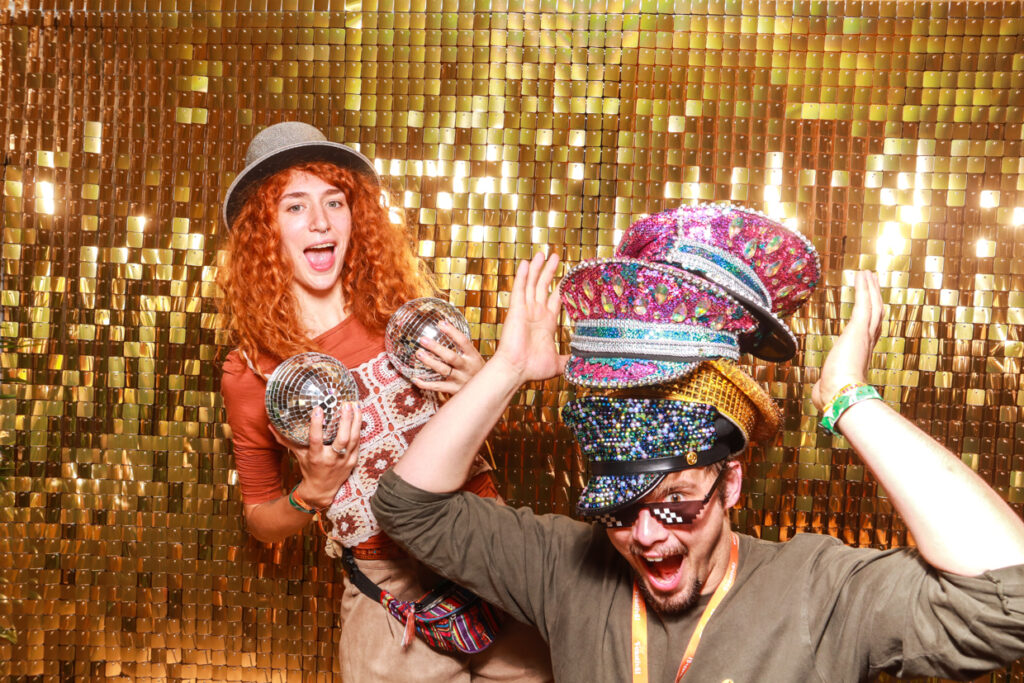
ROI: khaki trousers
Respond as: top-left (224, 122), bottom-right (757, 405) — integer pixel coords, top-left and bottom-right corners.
top-left (338, 555), bottom-right (554, 682)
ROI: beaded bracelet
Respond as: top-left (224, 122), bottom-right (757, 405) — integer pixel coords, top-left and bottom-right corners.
top-left (288, 482), bottom-right (319, 515)
top-left (820, 383), bottom-right (881, 434)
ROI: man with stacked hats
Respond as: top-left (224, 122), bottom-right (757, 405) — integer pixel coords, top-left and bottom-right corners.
top-left (372, 205), bottom-right (1024, 682)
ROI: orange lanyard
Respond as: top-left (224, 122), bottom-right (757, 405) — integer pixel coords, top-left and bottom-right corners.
top-left (630, 532), bottom-right (739, 683)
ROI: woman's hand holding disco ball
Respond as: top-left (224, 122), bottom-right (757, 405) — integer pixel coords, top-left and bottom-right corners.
top-left (268, 403), bottom-right (362, 510)
top-left (385, 297), bottom-right (484, 393)
top-left (411, 320), bottom-right (485, 393)
top-left (264, 352), bottom-right (363, 509)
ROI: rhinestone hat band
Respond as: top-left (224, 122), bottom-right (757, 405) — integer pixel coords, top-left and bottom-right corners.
top-left (569, 321), bottom-right (740, 363)
top-left (558, 257), bottom-right (759, 387)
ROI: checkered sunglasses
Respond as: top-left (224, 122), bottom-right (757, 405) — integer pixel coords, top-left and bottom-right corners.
top-left (591, 467), bottom-right (729, 528)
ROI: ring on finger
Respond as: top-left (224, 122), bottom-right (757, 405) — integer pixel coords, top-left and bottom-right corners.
top-left (444, 365), bottom-right (454, 379)
top-left (329, 441), bottom-right (347, 456)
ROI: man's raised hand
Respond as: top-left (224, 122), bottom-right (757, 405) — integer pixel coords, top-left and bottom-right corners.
top-left (493, 251), bottom-right (567, 383)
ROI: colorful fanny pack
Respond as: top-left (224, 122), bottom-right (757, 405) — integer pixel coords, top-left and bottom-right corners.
top-left (341, 548), bottom-right (504, 655)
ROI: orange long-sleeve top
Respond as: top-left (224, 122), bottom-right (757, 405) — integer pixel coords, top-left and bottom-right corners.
top-left (220, 315), bottom-right (497, 555)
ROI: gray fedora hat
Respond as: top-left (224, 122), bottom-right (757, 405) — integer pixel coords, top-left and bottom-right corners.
top-left (222, 121), bottom-right (380, 229)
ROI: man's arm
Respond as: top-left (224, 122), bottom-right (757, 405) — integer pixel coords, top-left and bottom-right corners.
top-left (813, 270), bottom-right (1024, 575)
top-left (392, 251), bottom-right (565, 491)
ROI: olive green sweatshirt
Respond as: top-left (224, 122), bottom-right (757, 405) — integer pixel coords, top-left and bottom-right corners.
top-left (372, 470), bottom-right (1024, 682)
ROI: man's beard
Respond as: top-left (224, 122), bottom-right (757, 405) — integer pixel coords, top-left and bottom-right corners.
top-left (634, 572), bottom-right (704, 616)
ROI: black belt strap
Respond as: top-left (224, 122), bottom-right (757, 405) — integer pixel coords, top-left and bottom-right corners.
top-left (342, 547), bottom-right (458, 611)
top-left (341, 548), bottom-right (385, 602)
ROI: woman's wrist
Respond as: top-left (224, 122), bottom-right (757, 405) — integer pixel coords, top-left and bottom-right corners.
top-left (292, 480), bottom-right (337, 510)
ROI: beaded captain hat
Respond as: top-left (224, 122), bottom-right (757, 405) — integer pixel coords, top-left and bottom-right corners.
top-left (565, 360), bottom-right (780, 516)
top-left (615, 204), bottom-right (821, 363)
top-left (558, 258), bottom-right (758, 389)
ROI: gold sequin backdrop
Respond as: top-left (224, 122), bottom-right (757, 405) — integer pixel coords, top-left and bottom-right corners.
top-left (2, 0), bottom-right (1023, 680)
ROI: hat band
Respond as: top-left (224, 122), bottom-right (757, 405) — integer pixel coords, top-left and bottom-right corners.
top-left (589, 442), bottom-right (733, 475)
top-left (668, 239), bottom-right (771, 309)
top-left (570, 321), bottom-right (740, 362)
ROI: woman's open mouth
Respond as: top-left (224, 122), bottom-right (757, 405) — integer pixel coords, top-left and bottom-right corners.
top-left (304, 241), bottom-right (337, 271)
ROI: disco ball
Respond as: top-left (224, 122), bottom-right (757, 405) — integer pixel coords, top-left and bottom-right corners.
top-left (385, 297), bottom-right (471, 381)
top-left (264, 352), bottom-right (359, 446)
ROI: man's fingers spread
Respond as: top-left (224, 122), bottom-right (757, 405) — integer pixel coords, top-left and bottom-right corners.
top-left (524, 252), bottom-right (544, 304)
top-left (537, 253), bottom-right (560, 306)
top-left (509, 259), bottom-right (529, 307)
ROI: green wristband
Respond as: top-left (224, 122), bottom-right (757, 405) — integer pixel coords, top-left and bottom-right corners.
top-left (288, 482), bottom-right (318, 514)
top-left (820, 385), bottom-right (881, 434)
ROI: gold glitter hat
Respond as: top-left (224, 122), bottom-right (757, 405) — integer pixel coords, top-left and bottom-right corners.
top-left (617, 359), bottom-right (781, 448)
top-left (223, 121), bottom-right (380, 229)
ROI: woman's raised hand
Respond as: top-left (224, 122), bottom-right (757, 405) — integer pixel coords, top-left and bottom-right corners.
top-left (269, 403), bottom-right (362, 509)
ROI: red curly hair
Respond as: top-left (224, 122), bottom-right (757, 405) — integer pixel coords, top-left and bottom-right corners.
top-left (218, 161), bottom-right (436, 366)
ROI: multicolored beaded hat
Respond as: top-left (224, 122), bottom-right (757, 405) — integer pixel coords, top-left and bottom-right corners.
top-left (558, 258), bottom-right (758, 389)
top-left (615, 204), bottom-right (821, 363)
top-left (565, 360), bottom-right (780, 516)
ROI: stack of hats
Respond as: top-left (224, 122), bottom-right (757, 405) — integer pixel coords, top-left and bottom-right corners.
top-left (558, 203), bottom-right (821, 519)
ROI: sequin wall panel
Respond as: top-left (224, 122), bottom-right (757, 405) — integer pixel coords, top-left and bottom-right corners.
top-left (1, 0), bottom-right (1023, 680)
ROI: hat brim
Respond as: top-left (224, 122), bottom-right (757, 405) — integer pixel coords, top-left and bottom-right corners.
top-left (707, 359), bottom-right (782, 444)
top-left (223, 140), bottom-right (380, 228)
top-left (724, 286), bottom-right (798, 362)
top-left (576, 472), bottom-right (664, 516)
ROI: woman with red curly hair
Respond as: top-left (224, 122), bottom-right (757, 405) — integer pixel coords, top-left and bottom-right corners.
top-left (218, 122), bottom-right (552, 681)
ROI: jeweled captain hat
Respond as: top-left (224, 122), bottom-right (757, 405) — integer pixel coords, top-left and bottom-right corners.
top-left (615, 204), bottom-right (821, 363)
top-left (558, 258), bottom-right (758, 389)
top-left (565, 360), bottom-right (781, 516)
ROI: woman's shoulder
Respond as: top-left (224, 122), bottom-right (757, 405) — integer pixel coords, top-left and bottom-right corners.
top-left (221, 349), bottom-right (272, 394)
top-left (222, 349), bottom-right (246, 374)
top-left (222, 349), bottom-right (257, 379)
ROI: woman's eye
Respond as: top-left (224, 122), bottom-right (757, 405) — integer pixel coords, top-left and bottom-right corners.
top-left (327, 200), bottom-right (342, 208)
top-left (285, 203), bottom-right (303, 213)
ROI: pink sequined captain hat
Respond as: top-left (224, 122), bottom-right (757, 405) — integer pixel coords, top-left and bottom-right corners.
top-left (558, 258), bottom-right (758, 388)
top-left (615, 204), bottom-right (821, 362)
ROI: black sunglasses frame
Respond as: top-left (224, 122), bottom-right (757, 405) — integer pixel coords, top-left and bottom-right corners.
top-left (592, 466), bottom-right (730, 529)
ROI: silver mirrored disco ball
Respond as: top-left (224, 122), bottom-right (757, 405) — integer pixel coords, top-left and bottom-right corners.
top-left (385, 297), bottom-right (471, 382)
top-left (264, 352), bottom-right (358, 446)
